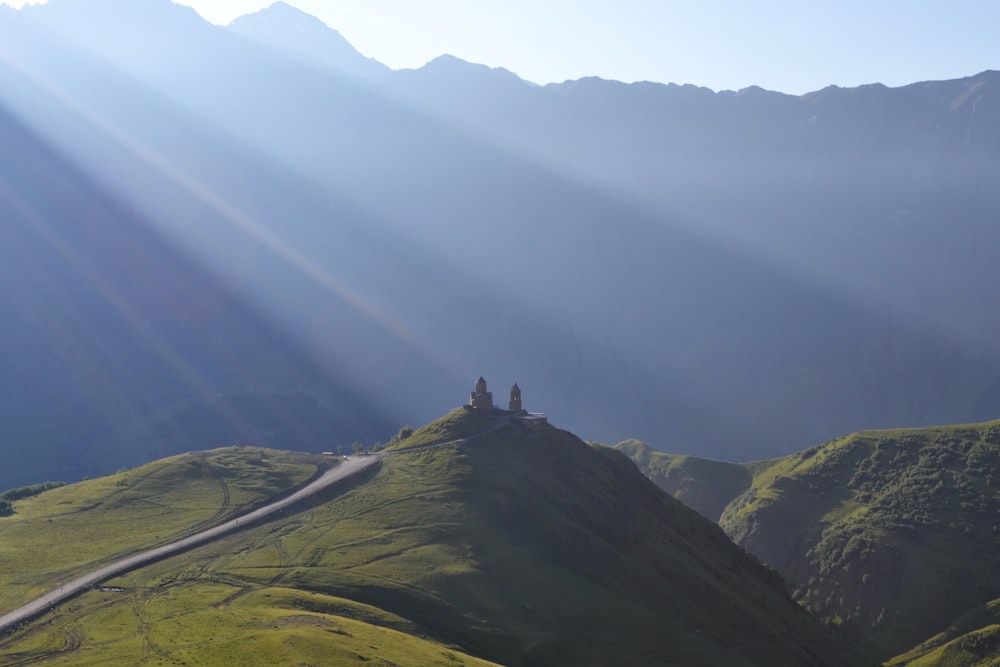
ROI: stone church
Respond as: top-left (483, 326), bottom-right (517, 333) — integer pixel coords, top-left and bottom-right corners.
top-left (467, 377), bottom-right (544, 428)
top-left (469, 376), bottom-right (525, 413)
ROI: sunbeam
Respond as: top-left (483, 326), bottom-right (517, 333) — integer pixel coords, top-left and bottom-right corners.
top-left (0, 38), bottom-right (475, 422)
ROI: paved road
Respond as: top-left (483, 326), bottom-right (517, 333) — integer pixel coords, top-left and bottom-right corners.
top-left (0, 454), bottom-right (381, 635)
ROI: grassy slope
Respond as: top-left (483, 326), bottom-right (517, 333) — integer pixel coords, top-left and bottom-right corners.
top-left (887, 598), bottom-right (1000, 666)
top-left (0, 584), bottom-right (499, 666)
top-left (720, 423), bottom-right (1000, 659)
top-left (385, 407), bottom-right (500, 450)
top-left (621, 422), bottom-right (1000, 662)
top-left (328, 414), bottom-right (868, 665)
top-left (0, 412), bottom-right (871, 666)
top-left (0, 447), bottom-right (320, 611)
top-left (615, 439), bottom-right (753, 520)
top-left (0, 445), bottom-right (494, 667)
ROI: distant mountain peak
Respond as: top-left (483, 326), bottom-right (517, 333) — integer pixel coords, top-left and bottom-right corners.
top-left (228, 2), bottom-right (388, 80)
top-left (233, 1), bottom-right (326, 31)
top-left (423, 53), bottom-right (490, 72)
top-left (264, 1), bottom-right (305, 13)
top-left (418, 54), bottom-right (526, 83)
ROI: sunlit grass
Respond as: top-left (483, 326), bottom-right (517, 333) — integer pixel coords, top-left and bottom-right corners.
top-left (386, 407), bottom-right (500, 450)
top-left (0, 447), bottom-right (320, 610)
top-left (0, 583), bottom-right (500, 666)
top-left (886, 598), bottom-right (1000, 666)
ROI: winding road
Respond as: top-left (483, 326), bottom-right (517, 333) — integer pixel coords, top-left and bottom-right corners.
top-left (0, 415), bottom-right (513, 638)
top-left (0, 454), bottom-right (381, 636)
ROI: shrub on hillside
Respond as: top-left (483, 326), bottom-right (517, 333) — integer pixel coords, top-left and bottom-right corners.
top-left (1, 481), bottom-right (65, 502)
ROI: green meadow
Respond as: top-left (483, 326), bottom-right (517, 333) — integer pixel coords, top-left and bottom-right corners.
top-left (0, 583), bottom-right (499, 666)
top-left (0, 448), bottom-right (321, 611)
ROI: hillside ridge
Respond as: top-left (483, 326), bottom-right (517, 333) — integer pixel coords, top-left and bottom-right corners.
top-left (620, 419), bottom-right (1000, 662)
top-left (0, 411), bottom-right (873, 666)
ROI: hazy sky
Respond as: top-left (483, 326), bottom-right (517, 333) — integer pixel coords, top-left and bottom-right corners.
top-left (4, 0), bottom-right (999, 94)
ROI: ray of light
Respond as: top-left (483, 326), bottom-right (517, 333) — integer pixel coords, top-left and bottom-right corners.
top-left (0, 43), bottom-right (458, 384)
top-left (0, 179), bottom-right (275, 451)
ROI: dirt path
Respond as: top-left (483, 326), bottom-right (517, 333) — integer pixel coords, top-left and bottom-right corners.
top-left (0, 455), bottom-right (380, 636)
top-left (0, 417), bottom-right (510, 638)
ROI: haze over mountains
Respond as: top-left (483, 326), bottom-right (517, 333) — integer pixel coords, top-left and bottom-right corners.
top-left (1, 0), bottom-right (999, 486)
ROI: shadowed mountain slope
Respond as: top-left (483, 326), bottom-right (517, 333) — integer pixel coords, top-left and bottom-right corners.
top-left (0, 412), bottom-right (873, 666)
top-left (615, 440), bottom-right (752, 520)
top-left (0, 97), bottom-right (393, 488)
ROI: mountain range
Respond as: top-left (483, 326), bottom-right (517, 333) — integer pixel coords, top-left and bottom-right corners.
top-left (1, 0), bottom-right (999, 488)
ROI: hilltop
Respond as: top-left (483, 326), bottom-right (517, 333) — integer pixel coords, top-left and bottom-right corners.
top-left (0, 411), bottom-right (871, 666)
top-left (619, 421), bottom-right (1000, 662)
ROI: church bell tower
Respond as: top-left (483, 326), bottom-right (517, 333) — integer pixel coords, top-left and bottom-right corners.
top-left (509, 383), bottom-right (522, 412)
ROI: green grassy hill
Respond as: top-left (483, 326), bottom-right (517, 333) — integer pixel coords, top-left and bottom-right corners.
top-left (619, 422), bottom-right (1000, 663)
top-left (0, 410), bottom-right (872, 666)
top-left (0, 447), bottom-right (322, 612)
top-left (887, 598), bottom-right (1000, 666)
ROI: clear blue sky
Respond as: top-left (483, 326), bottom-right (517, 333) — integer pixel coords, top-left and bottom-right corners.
top-left (4, 0), bottom-right (999, 94)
